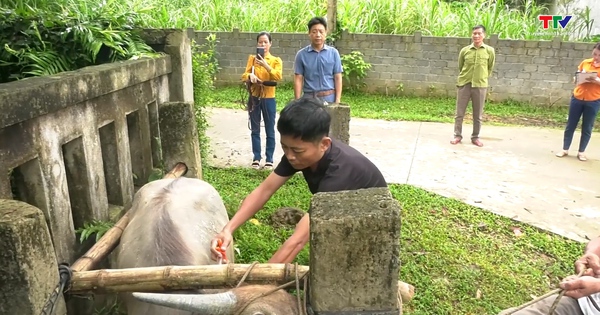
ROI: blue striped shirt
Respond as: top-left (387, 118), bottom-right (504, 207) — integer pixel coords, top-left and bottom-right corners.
top-left (294, 44), bottom-right (343, 94)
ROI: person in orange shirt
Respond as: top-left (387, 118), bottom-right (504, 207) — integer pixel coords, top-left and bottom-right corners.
top-left (556, 42), bottom-right (600, 161)
top-left (241, 32), bottom-right (283, 170)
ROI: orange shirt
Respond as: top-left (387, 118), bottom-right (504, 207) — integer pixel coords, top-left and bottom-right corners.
top-left (241, 53), bottom-right (283, 98)
top-left (574, 58), bottom-right (600, 101)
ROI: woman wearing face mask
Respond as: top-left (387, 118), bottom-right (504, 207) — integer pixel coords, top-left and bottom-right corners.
top-left (556, 42), bottom-right (600, 161)
top-left (241, 31), bottom-right (283, 170)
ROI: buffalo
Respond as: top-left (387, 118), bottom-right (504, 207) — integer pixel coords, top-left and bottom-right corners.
top-left (113, 175), bottom-right (300, 315)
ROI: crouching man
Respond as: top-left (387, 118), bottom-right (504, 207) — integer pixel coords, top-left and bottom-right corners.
top-left (210, 97), bottom-right (387, 264)
top-left (499, 236), bottom-right (600, 315)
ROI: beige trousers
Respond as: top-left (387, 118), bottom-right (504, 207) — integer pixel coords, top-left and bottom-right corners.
top-left (454, 83), bottom-right (487, 140)
top-left (498, 293), bottom-right (583, 315)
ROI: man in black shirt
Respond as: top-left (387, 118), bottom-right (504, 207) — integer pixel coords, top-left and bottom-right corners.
top-left (210, 97), bottom-right (387, 264)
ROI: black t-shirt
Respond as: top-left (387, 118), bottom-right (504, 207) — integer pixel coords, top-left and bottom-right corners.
top-left (274, 138), bottom-right (388, 194)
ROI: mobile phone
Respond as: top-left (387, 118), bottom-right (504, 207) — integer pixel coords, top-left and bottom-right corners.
top-left (256, 47), bottom-right (265, 58)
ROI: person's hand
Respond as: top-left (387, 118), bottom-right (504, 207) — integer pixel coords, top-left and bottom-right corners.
top-left (575, 253), bottom-right (600, 277)
top-left (254, 54), bottom-right (270, 71)
top-left (248, 73), bottom-right (261, 84)
top-left (210, 230), bottom-right (233, 263)
top-left (560, 275), bottom-right (600, 299)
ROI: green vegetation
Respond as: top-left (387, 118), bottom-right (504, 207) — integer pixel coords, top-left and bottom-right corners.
top-left (14, 0), bottom-right (591, 41)
top-left (0, 0), bottom-right (158, 83)
top-left (203, 166), bottom-right (584, 315)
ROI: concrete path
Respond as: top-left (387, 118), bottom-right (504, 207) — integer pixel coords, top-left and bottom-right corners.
top-left (205, 107), bottom-right (600, 243)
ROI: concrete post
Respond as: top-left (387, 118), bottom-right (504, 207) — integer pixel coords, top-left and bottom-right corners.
top-left (309, 187), bottom-right (401, 314)
top-left (325, 103), bottom-right (350, 145)
top-left (158, 102), bottom-right (203, 179)
top-left (164, 28), bottom-right (195, 103)
top-left (0, 199), bottom-right (66, 315)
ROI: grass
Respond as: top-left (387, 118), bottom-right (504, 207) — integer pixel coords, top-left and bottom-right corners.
top-left (203, 166), bottom-right (584, 315)
top-left (6, 0), bottom-right (597, 42)
top-left (210, 84), bottom-right (600, 131)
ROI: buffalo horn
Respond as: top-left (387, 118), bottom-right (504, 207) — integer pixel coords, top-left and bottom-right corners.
top-left (132, 291), bottom-right (237, 315)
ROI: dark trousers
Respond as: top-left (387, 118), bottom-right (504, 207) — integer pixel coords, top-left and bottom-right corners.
top-left (454, 83), bottom-right (488, 139)
top-left (562, 96), bottom-right (600, 152)
top-left (248, 97), bottom-right (276, 163)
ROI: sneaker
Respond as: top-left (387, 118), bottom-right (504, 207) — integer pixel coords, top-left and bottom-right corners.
top-left (251, 160), bottom-right (260, 169)
top-left (264, 162), bottom-right (273, 170)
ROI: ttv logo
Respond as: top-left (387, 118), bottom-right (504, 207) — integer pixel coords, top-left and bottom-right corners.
top-left (538, 15), bottom-right (572, 29)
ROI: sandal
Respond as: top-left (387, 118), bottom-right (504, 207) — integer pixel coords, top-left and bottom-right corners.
top-left (450, 137), bottom-right (462, 145)
top-left (264, 162), bottom-right (273, 170)
top-left (578, 153), bottom-right (587, 161)
top-left (471, 138), bottom-right (483, 147)
top-left (251, 160), bottom-right (260, 169)
top-left (555, 150), bottom-right (568, 158)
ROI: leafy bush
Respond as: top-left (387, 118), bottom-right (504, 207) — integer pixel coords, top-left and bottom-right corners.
top-left (0, 5), bottom-right (157, 83)
top-left (191, 33), bottom-right (220, 164)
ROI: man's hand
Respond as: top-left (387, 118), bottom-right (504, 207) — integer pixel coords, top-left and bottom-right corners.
top-left (575, 253), bottom-right (600, 277)
top-left (560, 275), bottom-right (600, 299)
top-left (210, 230), bottom-right (233, 263)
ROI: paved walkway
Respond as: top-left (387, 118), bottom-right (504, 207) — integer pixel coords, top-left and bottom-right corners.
top-left (205, 107), bottom-right (600, 243)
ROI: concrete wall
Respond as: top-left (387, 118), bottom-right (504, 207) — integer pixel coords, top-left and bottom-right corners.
top-left (195, 29), bottom-right (598, 105)
top-left (0, 28), bottom-right (201, 314)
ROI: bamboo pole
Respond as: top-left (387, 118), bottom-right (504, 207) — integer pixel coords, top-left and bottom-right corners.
top-left (70, 213), bottom-right (130, 272)
top-left (70, 162), bottom-right (188, 272)
top-left (70, 263), bottom-right (307, 294)
top-left (68, 263), bottom-right (415, 303)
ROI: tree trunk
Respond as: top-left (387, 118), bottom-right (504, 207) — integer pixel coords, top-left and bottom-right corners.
top-left (326, 0), bottom-right (337, 36)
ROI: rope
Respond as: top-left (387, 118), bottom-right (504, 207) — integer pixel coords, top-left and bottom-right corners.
top-left (232, 261), bottom-right (309, 315)
top-left (240, 80), bottom-right (270, 132)
top-left (40, 263), bottom-right (72, 315)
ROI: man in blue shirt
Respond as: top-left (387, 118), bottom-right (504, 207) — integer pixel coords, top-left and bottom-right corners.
top-left (293, 17), bottom-right (343, 104)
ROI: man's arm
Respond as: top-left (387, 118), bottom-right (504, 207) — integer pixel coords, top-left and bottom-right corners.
top-left (221, 172), bottom-right (290, 234)
top-left (294, 50), bottom-right (304, 99)
top-left (334, 73), bottom-right (342, 103)
top-left (268, 213), bottom-right (310, 263)
top-left (584, 237), bottom-right (600, 257)
top-left (294, 74), bottom-right (304, 99)
top-left (575, 236), bottom-right (600, 276)
top-left (458, 47), bottom-right (465, 73)
top-left (333, 49), bottom-right (343, 103)
top-left (488, 47), bottom-right (495, 76)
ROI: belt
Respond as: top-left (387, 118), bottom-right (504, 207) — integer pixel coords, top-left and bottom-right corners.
top-left (304, 89), bottom-right (335, 97)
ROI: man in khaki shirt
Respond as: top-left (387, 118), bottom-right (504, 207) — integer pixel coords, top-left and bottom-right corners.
top-left (451, 25), bottom-right (496, 147)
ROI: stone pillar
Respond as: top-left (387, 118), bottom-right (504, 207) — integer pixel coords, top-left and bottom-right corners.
top-left (325, 103), bottom-right (350, 145)
top-left (309, 187), bottom-right (401, 314)
top-left (0, 199), bottom-right (67, 315)
top-left (164, 28), bottom-right (194, 103)
top-left (159, 102), bottom-right (203, 179)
